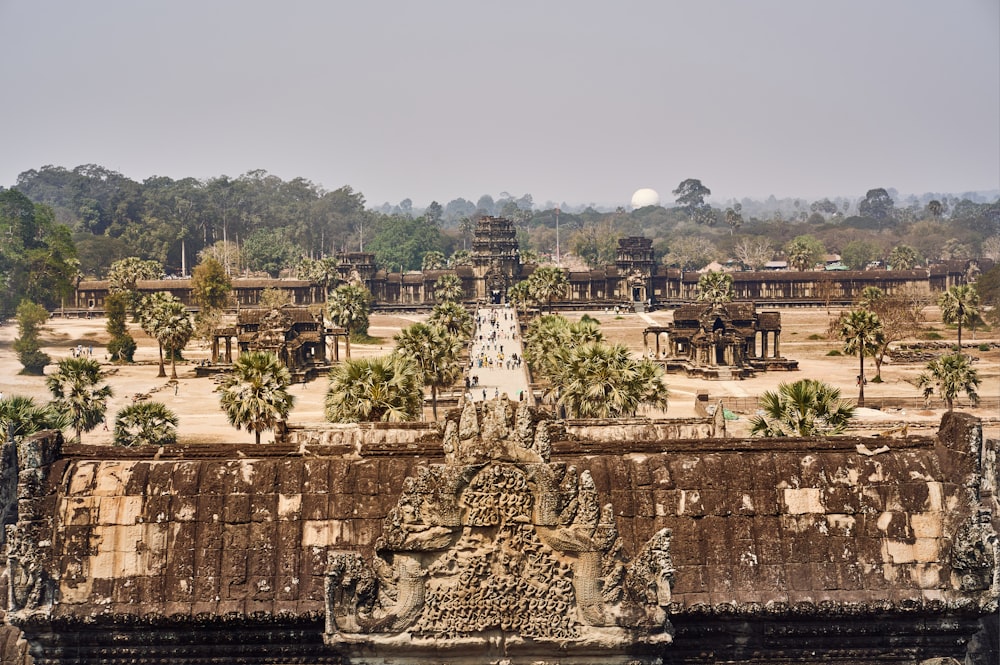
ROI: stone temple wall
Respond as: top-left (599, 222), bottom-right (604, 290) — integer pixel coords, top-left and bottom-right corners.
top-left (0, 408), bottom-right (996, 664)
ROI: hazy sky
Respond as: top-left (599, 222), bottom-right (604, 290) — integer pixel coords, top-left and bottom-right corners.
top-left (1, 1), bottom-right (997, 208)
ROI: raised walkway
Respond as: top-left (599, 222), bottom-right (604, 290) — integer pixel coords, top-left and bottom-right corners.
top-left (465, 306), bottom-right (532, 404)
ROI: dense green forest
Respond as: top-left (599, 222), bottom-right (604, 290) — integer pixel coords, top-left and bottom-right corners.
top-left (2, 164), bottom-right (998, 319)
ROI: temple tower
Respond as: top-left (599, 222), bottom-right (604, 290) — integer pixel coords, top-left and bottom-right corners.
top-left (471, 216), bottom-right (520, 303)
top-left (615, 236), bottom-right (656, 311)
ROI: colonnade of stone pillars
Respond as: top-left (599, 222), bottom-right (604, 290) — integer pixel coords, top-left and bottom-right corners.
top-left (211, 336), bottom-right (236, 364)
top-left (757, 330), bottom-right (781, 359)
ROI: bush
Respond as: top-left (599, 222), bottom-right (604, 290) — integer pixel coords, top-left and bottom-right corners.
top-left (826, 350), bottom-right (842, 356)
top-left (17, 349), bottom-right (51, 375)
top-left (107, 334), bottom-right (137, 363)
top-left (978, 343), bottom-right (991, 352)
top-left (923, 331), bottom-right (943, 340)
top-left (808, 334), bottom-right (823, 340)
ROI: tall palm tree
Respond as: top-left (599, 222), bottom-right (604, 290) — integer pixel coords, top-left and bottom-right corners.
top-left (433, 273), bottom-right (464, 303)
top-left (325, 354), bottom-right (422, 423)
top-left (328, 283), bottom-right (372, 339)
top-left (938, 284), bottom-right (980, 356)
top-left (749, 379), bottom-right (855, 437)
top-left (917, 353), bottom-right (980, 412)
top-left (548, 342), bottom-right (668, 418)
top-left (114, 401), bottom-right (179, 447)
top-left (0, 395), bottom-right (68, 443)
top-left (153, 299), bottom-right (194, 380)
top-left (527, 266), bottom-right (568, 312)
top-left (838, 309), bottom-right (884, 407)
top-left (696, 271), bottom-right (735, 305)
top-left (394, 323), bottom-right (463, 420)
top-left (427, 301), bottom-right (473, 340)
top-left (45, 357), bottom-right (114, 443)
top-left (139, 291), bottom-right (177, 377)
top-left (218, 351), bottom-right (295, 444)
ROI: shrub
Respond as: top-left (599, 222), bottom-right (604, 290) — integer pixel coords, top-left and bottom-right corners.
top-left (107, 334), bottom-right (137, 363)
top-left (978, 343), bottom-right (991, 352)
top-left (808, 334), bottom-right (823, 340)
top-left (923, 331), bottom-right (943, 340)
top-left (825, 350), bottom-right (842, 356)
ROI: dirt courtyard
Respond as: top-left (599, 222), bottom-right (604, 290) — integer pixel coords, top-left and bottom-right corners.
top-left (1, 306), bottom-right (996, 445)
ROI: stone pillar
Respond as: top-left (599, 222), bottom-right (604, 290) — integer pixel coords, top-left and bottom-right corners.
top-left (212, 337), bottom-right (219, 363)
top-left (762, 332), bottom-right (769, 358)
top-left (773, 332), bottom-right (780, 358)
top-left (225, 337), bottom-right (233, 363)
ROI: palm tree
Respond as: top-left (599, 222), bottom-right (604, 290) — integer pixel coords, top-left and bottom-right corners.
top-left (527, 266), bottom-right (568, 312)
top-left (749, 379), bottom-right (855, 437)
top-left (421, 251), bottom-right (446, 271)
top-left (45, 357), bottom-right (114, 443)
top-left (218, 351), bottom-right (295, 444)
top-left (696, 271), bottom-right (734, 305)
top-left (433, 273), bottom-right (464, 303)
top-left (838, 309), bottom-right (884, 407)
top-left (325, 354), bottom-right (422, 423)
top-left (917, 353), bottom-right (980, 412)
top-left (427, 301), bottom-right (473, 339)
top-left (139, 291), bottom-right (176, 377)
top-left (938, 284), bottom-right (980, 356)
top-left (0, 395), bottom-right (68, 443)
top-left (394, 323), bottom-right (463, 420)
top-left (548, 342), bottom-right (668, 418)
top-left (114, 401), bottom-right (179, 447)
top-left (328, 283), bottom-right (372, 339)
top-left (507, 280), bottom-right (535, 313)
top-left (153, 299), bottom-right (194, 380)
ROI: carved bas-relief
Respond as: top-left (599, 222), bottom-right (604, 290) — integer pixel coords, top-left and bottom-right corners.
top-left (326, 399), bottom-right (674, 664)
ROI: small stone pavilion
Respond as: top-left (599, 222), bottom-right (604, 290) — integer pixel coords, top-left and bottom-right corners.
top-left (643, 303), bottom-right (798, 379)
top-left (210, 306), bottom-right (348, 379)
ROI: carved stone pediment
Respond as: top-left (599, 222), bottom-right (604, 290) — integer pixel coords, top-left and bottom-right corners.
top-left (325, 400), bottom-right (673, 664)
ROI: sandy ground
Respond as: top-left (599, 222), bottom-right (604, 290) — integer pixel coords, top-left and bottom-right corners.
top-left (1, 306), bottom-right (997, 445)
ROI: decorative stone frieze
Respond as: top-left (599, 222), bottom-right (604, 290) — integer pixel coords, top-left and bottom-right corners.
top-left (325, 399), bottom-right (674, 663)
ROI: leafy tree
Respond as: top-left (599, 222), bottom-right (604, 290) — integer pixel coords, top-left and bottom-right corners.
top-left (198, 240), bottom-right (241, 275)
top-left (724, 204), bottom-right (743, 235)
top-left (428, 301), bottom-right (473, 339)
top-left (421, 251), bottom-right (446, 271)
top-left (0, 395), bottom-right (68, 442)
top-left (661, 236), bottom-right (717, 270)
top-left (190, 257), bottom-right (232, 311)
top-left (858, 188), bottom-right (895, 223)
top-left (458, 216), bottom-right (476, 250)
top-left (838, 309), bottom-right (884, 407)
top-left (976, 264), bottom-right (1000, 325)
top-left (784, 235), bottom-right (825, 271)
top-left (857, 287), bottom-right (925, 380)
top-left (218, 351), bottom-right (295, 444)
top-left (841, 240), bottom-right (878, 271)
top-left (524, 266), bottom-right (568, 312)
top-left (450, 249), bottom-right (473, 267)
top-left (328, 283), bottom-right (372, 339)
top-left (242, 228), bottom-right (301, 277)
top-left (367, 214), bottom-right (445, 271)
top-left (673, 179), bottom-right (711, 221)
top-left (325, 354), bottom-right (422, 423)
top-left (749, 379), bottom-right (855, 436)
top-left (258, 287), bottom-right (293, 310)
top-left (13, 300), bottom-right (51, 375)
top-left (926, 199), bottom-right (944, 219)
top-left (570, 223), bottom-right (618, 268)
top-left (424, 201), bottom-right (443, 224)
top-left (114, 401), bottom-right (178, 447)
top-left (108, 257), bottom-right (164, 315)
top-left (697, 272), bottom-right (734, 305)
top-left (548, 342), bottom-right (668, 418)
top-left (938, 284), bottom-right (980, 355)
top-left (433, 273), bottom-right (464, 302)
top-left (0, 190), bottom-right (78, 319)
top-left (888, 244), bottom-right (921, 270)
top-left (918, 353), bottom-right (979, 412)
top-left (105, 293), bottom-right (136, 363)
top-left (394, 323), bottom-right (463, 420)
top-left (981, 235), bottom-right (1000, 262)
top-left (153, 298), bottom-right (194, 379)
top-left (297, 256), bottom-right (340, 293)
top-left (45, 357), bottom-right (113, 443)
top-left (733, 237), bottom-right (772, 270)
